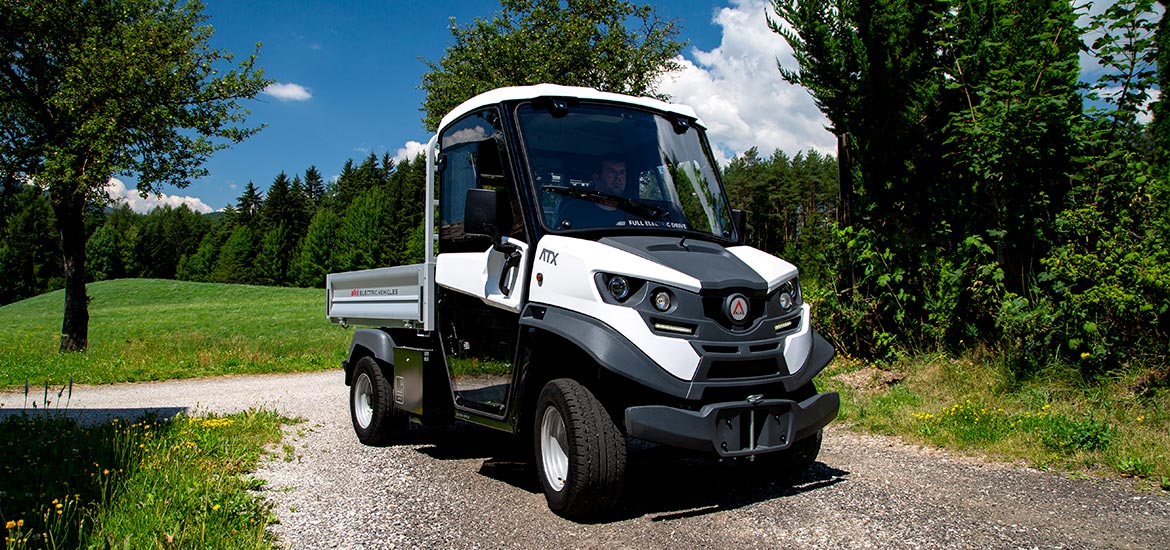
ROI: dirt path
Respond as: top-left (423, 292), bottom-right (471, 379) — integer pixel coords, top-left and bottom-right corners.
top-left (4, 372), bottom-right (1167, 548)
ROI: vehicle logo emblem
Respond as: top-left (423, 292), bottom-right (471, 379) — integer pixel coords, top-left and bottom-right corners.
top-left (726, 294), bottom-right (749, 323)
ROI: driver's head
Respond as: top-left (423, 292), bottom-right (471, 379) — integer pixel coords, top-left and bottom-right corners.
top-left (595, 159), bottom-right (627, 196)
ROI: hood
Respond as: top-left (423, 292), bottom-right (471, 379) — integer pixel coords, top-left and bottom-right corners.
top-left (599, 236), bottom-right (767, 292)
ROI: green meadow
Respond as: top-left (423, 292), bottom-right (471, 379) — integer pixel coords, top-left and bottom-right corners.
top-left (0, 279), bottom-right (349, 388)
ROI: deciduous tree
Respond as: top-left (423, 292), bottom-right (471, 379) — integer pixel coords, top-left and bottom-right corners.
top-left (0, 0), bottom-right (270, 350)
top-left (420, 0), bottom-right (685, 131)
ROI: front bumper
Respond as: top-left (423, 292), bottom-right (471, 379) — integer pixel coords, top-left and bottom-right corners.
top-left (625, 391), bottom-right (839, 457)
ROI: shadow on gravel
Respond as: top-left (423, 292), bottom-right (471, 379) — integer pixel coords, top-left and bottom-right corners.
top-left (399, 421), bottom-right (851, 521)
top-left (0, 406), bottom-right (187, 426)
top-left (625, 445), bottom-right (850, 522)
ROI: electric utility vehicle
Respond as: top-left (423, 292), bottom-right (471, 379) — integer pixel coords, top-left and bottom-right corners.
top-left (326, 84), bottom-right (838, 519)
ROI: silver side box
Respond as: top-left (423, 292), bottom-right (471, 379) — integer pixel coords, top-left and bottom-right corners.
top-left (326, 262), bottom-right (435, 330)
top-left (393, 347), bottom-right (427, 415)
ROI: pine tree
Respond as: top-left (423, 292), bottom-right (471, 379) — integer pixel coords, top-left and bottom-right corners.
top-left (236, 181), bottom-right (264, 226)
top-left (336, 189), bottom-right (388, 271)
top-left (260, 172), bottom-right (291, 233)
top-left (255, 223), bottom-right (293, 286)
top-left (178, 218), bottom-right (232, 282)
top-left (211, 224), bottom-right (260, 283)
top-left (329, 159), bottom-right (359, 211)
top-left (303, 165), bottom-right (326, 207)
top-left (0, 185), bottom-right (61, 304)
top-left (294, 208), bottom-right (341, 288)
top-left (288, 174), bottom-right (311, 242)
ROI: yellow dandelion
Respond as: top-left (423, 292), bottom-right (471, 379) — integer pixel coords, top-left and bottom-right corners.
top-left (16, 520), bottom-right (22, 528)
top-left (1136, 415), bottom-right (1144, 423)
top-left (1081, 352), bottom-right (1090, 359)
top-left (103, 469), bottom-right (109, 475)
top-left (212, 504), bottom-right (221, 511)
top-left (5, 521), bottom-right (14, 529)
top-left (56, 510), bottom-right (62, 516)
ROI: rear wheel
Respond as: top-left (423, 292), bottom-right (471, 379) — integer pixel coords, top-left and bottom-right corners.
top-left (350, 356), bottom-right (406, 445)
top-left (533, 378), bottom-right (626, 520)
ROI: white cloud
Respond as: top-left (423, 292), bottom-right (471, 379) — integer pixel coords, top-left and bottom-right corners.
top-left (656, 0), bottom-right (834, 164)
top-left (263, 82), bottom-right (313, 101)
top-left (393, 140), bottom-right (428, 163)
top-left (105, 178), bottom-right (214, 214)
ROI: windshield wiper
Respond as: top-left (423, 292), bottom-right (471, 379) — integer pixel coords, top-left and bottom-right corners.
top-left (543, 185), bottom-right (665, 220)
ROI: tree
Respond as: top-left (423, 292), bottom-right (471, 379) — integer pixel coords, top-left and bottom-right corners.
top-left (336, 189), bottom-right (390, 272)
top-left (0, 0), bottom-right (270, 351)
top-left (132, 204), bottom-right (207, 279)
top-left (420, 0), bottom-right (685, 131)
top-left (255, 222), bottom-right (292, 286)
top-left (303, 165), bottom-right (326, 207)
top-left (294, 208), bottom-right (341, 288)
top-left (211, 224), bottom-right (260, 284)
top-left (235, 181), bottom-right (264, 226)
top-left (1154, 1), bottom-right (1169, 174)
top-left (0, 185), bottom-right (60, 304)
top-left (177, 216), bottom-right (231, 282)
top-left (769, 0), bottom-right (1082, 356)
top-left (260, 171), bottom-right (291, 232)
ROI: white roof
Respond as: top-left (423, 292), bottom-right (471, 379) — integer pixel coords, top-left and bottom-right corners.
top-left (437, 84), bottom-right (705, 133)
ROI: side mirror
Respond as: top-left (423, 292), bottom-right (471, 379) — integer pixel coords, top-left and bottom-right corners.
top-left (464, 188), bottom-right (499, 239)
top-left (731, 209), bottom-right (748, 243)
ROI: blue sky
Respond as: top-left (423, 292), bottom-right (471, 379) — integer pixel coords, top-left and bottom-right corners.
top-left (107, 0), bottom-right (1155, 213)
top-left (109, 0), bottom-right (842, 212)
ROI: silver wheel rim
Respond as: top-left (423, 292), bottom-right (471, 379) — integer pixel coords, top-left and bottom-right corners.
top-left (540, 405), bottom-right (569, 492)
top-left (354, 372), bottom-right (374, 429)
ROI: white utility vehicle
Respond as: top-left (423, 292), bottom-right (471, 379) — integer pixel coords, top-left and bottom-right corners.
top-left (326, 84), bottom-right (838, 519)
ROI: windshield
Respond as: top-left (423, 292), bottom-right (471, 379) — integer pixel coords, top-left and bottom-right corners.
top-left (516, 102), bottom-right (736, 241)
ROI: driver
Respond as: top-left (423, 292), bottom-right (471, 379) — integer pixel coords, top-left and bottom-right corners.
top-left (556, 157), bottom-right (634, 228)
top-left (595, 158), bottom-right (627, 198)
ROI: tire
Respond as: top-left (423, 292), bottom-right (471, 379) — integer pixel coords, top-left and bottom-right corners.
top-left (533, 378), bottom-right (627, 520)
top-left (349, 356), bottom-right (406, 445)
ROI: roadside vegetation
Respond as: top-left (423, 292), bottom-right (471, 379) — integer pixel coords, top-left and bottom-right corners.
top-left (0, 409), bottom-right (292, 549)
top-left (820, 349), bottom-right (1170, 491)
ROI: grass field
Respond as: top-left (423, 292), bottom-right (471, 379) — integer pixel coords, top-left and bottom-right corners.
top-left (0, 279), bottom-right (350, 388)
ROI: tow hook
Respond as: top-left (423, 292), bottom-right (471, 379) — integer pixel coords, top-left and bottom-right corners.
top-left (746, 394), bottom-right (763, 460)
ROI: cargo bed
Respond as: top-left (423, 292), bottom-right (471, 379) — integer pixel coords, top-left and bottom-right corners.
top-left (325, 262), bottom-right (435, 329)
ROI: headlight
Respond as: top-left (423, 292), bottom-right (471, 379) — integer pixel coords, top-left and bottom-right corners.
top-left (652, 289), bottom-right (672, 311)
top-left (606, 275), bottom-right (631, 301)
top-left (776, 278), bottom-right (800, 311)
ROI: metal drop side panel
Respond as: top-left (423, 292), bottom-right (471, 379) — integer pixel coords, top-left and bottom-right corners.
top-left (326, 262), bottom-right (435, 330)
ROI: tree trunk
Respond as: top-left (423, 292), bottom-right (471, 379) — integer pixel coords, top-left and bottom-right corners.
top-left (55, 189), bottom-right (89, 352)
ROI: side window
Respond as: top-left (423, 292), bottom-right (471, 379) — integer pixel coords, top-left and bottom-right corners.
top-left (437, 109), bottom-right (524, 254)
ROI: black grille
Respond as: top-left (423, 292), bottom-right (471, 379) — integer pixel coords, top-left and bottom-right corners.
top-left (707, 358), bottom-right (780, 379)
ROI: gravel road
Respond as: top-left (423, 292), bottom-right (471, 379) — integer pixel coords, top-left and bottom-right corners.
top-left (3, 371), bottom-right (1168, 549)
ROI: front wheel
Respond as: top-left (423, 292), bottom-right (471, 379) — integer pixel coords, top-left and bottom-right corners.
top-left (349, 356), bottom-right (406, 445)
top-left (533, 378), bottom-right (627, 520)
